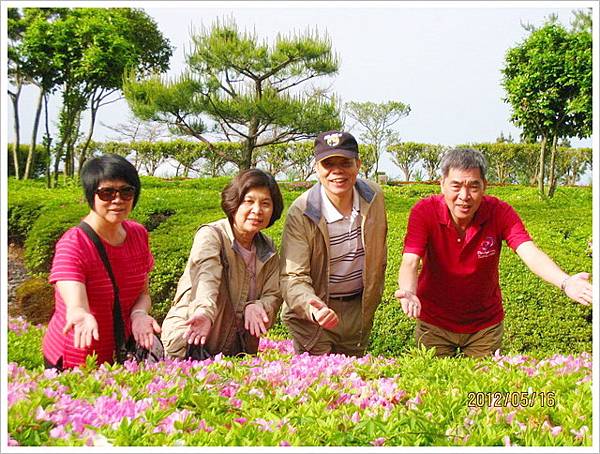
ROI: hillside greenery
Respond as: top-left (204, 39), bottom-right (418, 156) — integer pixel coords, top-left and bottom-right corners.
top-left (7, 176), bottom-right (592, 357)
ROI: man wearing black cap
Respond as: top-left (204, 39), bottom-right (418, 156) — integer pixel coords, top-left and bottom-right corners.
top-left (280, 131), bottom-right (388, 356)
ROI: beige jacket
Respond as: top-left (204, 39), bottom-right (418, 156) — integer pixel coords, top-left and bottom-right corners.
top-left (161, 218), bottom-right (281, 358)
top-left (280, 179), bottom-right (388, 351)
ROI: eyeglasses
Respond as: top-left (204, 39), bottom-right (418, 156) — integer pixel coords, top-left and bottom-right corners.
top-left (95, 186), bottom-right (136, 202)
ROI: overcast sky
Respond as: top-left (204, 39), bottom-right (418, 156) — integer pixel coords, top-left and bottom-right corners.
top-left (3, 1), bottom-right (596, 178)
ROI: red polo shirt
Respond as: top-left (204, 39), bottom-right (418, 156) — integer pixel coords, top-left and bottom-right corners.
top-left (403, 195), bottom-right (531, 333)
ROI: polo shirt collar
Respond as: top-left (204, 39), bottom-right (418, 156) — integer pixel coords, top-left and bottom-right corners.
top-left (320, 185), bottom-right (360, 223)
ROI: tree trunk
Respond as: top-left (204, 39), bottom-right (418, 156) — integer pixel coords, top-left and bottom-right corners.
top-left (78, 107), bottom-right (97, 174)
top-left (43, 93), bottom-right (52, 188)
top-left (9, 85), bottom-right (22, 179)
top-left (537, 135), bottom-right (547, 197)
top-left (547, 134), bottom-right (559, 198)
top-left (53, 140), bottom-right (65, 187)
top-left (78, 95), bottom-right (100, 174)
top-left (24, 87), bottom-right (45, 180)
top-left (242, 116), bottom-right (259, 170)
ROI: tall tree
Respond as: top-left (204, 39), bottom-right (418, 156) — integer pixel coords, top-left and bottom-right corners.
top-left (17, 9), bottom-right (63, 180)
top-left (17, 8), bottom-right (172, 184)
top-left (7, 8), bottom-right (27, 179)
top-left (501, 19), bottom-right (592, 197)
top-left (124, 19), bottom-right (342, 170)
top-left (102, 114), bottom-right (168, 170)
top-left (344, 100), bottom-right (410, 179)
top-left (388, 142), bottom-right (423, 182)
top-left (419, 144), bottom-right (445, 181)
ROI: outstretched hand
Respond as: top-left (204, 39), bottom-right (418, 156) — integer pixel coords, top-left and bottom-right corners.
top-left (183, 310), bottom-right (212, 345)
top-left (308, 299), bottom-right (339, 329)
top-left (245, 303), bottom-right (270, 337)
top-left (131, 312), bottom-right (161, 350)
top-left (63, 308), bottom-right (99, 349)
top-left (564, 272), bottom-right (593, 306)
top-left (395, 289), bottom-right (421, 319)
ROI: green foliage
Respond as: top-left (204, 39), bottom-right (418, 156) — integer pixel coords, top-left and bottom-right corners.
top-left (15, 7), bottom-right (173, 180)
top-left (7, 319), bottom-right (45, 370)
top-left (6, 322), bottom-right (593, 447)
top-left (7, 178), bottom-right (592, 355)
top-left (6, 144), bottom-right (49, 178)
top-left (463, 142), bottom-right (592, 186)
top-left (124, 18), bottom-right (342, 170)
top-left (501, 19), bottom-right (592, 196)
top-left (8, 199), bottom-right (44, 245)
top-left (23, 202), bottom-right (89, 275)
top-left (388, 142), bottom-right (425, 182)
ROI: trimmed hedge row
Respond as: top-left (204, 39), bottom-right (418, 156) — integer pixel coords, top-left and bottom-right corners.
top-left (7, 178), bottom-right (592, 356)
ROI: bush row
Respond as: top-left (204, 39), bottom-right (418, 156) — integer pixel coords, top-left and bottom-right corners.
top-left (7, 177), bottom-right (592, 356)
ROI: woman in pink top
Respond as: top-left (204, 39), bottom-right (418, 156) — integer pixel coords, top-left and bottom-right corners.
top-left (42, 154), bottom-right (159, 369)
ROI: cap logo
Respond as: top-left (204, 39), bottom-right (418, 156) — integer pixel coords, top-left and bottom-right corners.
top-left (324, 133), bottom-right (342, 147)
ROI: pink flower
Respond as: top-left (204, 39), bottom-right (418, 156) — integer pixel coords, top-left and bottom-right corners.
top-left (371, 437), bottom-right (385, 446)
top-left (350, 411), bottom-right (361, 423)
top-left (550, 426), bottom-right (562, 437)
top-left (505, 411), bottom-right (516, 424)
top-left (233, 417), bottom-right (247, 425)
top-left (503, 435), bottom-right (511, 447)
top-left (50, 426), bottom-right (67, 439)
top-left (229, 398), bottom-right (243, 408)
top-left (570, 425), bottom-right (589, 440)
top-left (279, 440), bottom-right (291, 446)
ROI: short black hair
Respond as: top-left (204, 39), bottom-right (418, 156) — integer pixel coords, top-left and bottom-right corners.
top-left (80, 154), bottom-right (141, 209)
top-left (221, 169), bottom-right (284, 228)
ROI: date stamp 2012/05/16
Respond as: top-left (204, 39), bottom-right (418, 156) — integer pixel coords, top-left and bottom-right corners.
top-left (467, 391), bottom-right (556, 408)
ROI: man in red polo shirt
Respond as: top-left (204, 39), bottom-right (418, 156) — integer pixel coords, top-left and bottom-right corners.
top-left (395, 148), bottom-right (592, 357)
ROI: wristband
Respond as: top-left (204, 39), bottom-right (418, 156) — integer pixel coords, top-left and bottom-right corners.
top-left (131, 309), bottom-right (148, 319)
top-left (560, 276), bottom-right (570, 293)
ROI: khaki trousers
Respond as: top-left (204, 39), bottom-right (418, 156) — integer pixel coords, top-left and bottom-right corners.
top-left (293, 293), bottom-right (367, 357)
top-left (415, 320), bottom-right (504, 358)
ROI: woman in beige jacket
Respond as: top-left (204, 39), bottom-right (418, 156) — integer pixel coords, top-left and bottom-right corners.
top-left (161, 169), bottom-right (283, 358)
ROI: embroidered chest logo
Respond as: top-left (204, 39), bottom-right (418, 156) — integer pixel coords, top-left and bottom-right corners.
top-left (477, 236), bottom-right (497, 259)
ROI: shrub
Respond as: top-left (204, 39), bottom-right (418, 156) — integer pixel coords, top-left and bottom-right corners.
top-left (7, 178), bottom-right (592, 356)
top-left (8, 200), bottom-right (44, 245)
top-left (14, 278), bottom-right (55, 326)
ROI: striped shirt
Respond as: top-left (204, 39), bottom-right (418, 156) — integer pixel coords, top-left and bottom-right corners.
top-left (42, 220), bottom-right (154, 368)
top-left (320, 186), bottom-right (364, 298)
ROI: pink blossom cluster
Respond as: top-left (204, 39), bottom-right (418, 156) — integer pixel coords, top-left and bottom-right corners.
top-left (492, 350), bottom-right (592, 379)
top-left (6, 339), bottom-right (593, 447)
top-left (7, 316), bottom-right (38, 335)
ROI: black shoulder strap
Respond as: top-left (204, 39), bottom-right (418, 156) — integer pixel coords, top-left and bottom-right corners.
top-left (78, 221), bottom-right (126, 357)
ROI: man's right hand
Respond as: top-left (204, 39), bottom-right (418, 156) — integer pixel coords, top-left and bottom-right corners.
top-left (183, 310), bottom-right (212, 345)
top-left (308, 299), bottom-right (339, 329)
top-left (395, 289), bottom-right (421, 319)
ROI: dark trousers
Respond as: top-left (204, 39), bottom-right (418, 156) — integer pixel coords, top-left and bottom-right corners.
top-left (44, 356), bottom-right (63, 371)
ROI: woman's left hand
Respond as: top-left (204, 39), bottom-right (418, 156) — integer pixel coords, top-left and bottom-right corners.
top-left (244, 303), bottom-right (270, 337)
top-left (131, 312), bottom-right (161, 350)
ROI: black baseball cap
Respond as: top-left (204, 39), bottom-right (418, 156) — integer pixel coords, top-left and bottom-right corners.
top-left (314, 131), bottom-right (359, 163)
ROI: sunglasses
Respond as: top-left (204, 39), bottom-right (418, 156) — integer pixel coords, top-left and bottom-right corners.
top-left (95, 186), bottom-right (136, 202)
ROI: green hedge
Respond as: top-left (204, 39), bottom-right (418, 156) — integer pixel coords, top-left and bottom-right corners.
top-left (7, 177), bottom-right (592, 356)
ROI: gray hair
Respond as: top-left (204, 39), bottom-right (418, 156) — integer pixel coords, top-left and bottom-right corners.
top-left (440, 148), bottom-right (487, 180)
